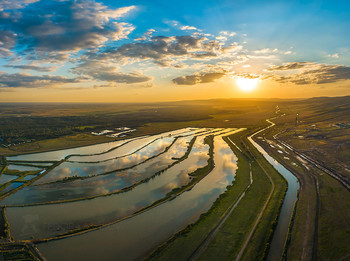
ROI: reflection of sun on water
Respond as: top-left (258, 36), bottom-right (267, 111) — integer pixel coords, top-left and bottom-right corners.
top-left (236, 77), bottom-right (260, 92)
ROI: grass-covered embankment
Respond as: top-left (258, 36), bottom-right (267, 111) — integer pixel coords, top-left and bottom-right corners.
top-left (0, 243), bottom-right (40, 261)
top-left (147, 133), bottom-right (252, 260)
top-left (237, 129), bottom-right (287, 260)
top-left (199, 130), bottom-right (287, 260)
top-left (0, 155), bottom-right (7, 175)
top-left (0, 207), bottom-right (10, 240)
top-left (0, 160), bottom-right (63, 201)
top-left (263, 121), bottom-right (350, 260)
top-left (148, 127), bottom-right (288, 261)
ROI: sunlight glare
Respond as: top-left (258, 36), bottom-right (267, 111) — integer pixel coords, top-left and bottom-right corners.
top-left (236, 77), bottom-right (260, 92)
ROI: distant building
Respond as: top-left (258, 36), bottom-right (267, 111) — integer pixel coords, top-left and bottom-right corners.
top-left (295, 113), bottom-right (300, 127)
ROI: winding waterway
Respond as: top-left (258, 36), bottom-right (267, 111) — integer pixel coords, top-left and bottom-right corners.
top-left (248, 119), bottom-right (299, 261)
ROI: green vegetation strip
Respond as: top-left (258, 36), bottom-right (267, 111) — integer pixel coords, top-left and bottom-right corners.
top-left (147, 134), bottom-right (251, 261)
top-left (0, 243), bottom-right (41, 261)
top-left (148, 128), bottom-right (287, 261)
top-left (4, 162), bottom-right (51, 168)
top-left (0, 160), bottom-right (63, 201)
top-left (282, 189), bottom-right (299, 260)
top-left (0, 207), bottom-right (10, 240)
top-left (0, 169), bottom-right (42, 195)
top-left (238, 128), bottom-right (287, 261)
top-left (317, 172), bottom-right (350, 260)
top-left (199, 161), bottom-right (271, 261)
top-left (0, 155), bottom-right (7, 175)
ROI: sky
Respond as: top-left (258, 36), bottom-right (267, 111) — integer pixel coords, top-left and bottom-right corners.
top-left (0, 0), bottom-right (349, 102)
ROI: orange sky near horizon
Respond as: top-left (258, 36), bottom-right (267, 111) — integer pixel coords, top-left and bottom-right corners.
top-left (1, 78), bottom-right (349, 103)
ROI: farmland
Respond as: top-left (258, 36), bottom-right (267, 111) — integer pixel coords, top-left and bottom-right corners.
top-left (0, 97), bottom-right (349, 260)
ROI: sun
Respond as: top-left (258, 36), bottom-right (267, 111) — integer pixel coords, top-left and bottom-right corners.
top-left (236, 77), bottom-right (260, 92)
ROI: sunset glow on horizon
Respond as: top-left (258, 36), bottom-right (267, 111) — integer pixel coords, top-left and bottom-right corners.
top-left (236, 77), bottom-right (260, 92)
top-left (0, 0), bottom-right (349, 102)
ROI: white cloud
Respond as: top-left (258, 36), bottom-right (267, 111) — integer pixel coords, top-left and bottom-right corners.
top-left (254, 48), bottom-right (279, 54)
top-left (0, 0), bottom-right (39, 11)
top-left (327, 53), bottom-right (339, 58)
top-left (180, 25), bottom-right (200, 31)
top-left (219, 31), bottom-right (236, 37)
top-left (266, 62), bottom-right (350, 85)
top-left (1, 1), bottom-right (136, 60)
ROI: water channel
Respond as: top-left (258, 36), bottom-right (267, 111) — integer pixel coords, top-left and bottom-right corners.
top-left (248, 119), bottom-right (299, 261)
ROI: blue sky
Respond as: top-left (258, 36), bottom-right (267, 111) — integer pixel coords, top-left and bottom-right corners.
top-left (0, 0), bottom-right (349, 101)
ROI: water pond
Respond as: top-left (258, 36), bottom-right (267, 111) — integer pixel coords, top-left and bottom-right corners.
top-left (36, 130), bottom-right (241, 260)
top-left (5, 135), bottom-right (211, 240)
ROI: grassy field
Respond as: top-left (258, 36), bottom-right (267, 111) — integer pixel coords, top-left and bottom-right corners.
top-left (258, 109), bottom-right (350, 260)
top-left (255, 126), bottom-right (318, 260)
top-left (198, 161), bottom-right (271, 260)
top-left (0, 244), bottom-right (39, 261)
top-left (0, 133), bottom-right (113, 156)
top-left (0, 99), bottom-right (279, 156)
top-left (275, 96), bottom-right (350, 179)
top-left (149, 128), bottom-right (287, 261)
top-left (0, 96), bottom-right (349, 260)
top-left (317, 171), bottom-right (350, 260)
top-left (148, 134), bottom-right (252, 261)
top-left (0, 156), bottom-right (7, 175)
top-left (0, 208), bottom-right (9, 240)
top-left (237, 132), bottom-right (287, 260)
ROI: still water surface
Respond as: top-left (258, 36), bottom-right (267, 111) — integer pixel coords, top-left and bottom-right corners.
top-left (37, 130), bottom-right (242, 260)
top-left (248, 120), bottom-right (299, 261)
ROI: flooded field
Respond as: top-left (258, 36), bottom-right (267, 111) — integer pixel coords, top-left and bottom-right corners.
top-left (2, 136), bottom-right (194, 205)
top-left (36, 130), bottom-right (241, 260)
top-left (31, 129), bottom-right (198, 185)
top-left (7, 165), bottom-right (42, 172)
top-left (0, 174), bottom-right (18, 185)
top-left (2, 127), bottom-right (247, 260)
top-left (1, 182), bottom-right (24, 194)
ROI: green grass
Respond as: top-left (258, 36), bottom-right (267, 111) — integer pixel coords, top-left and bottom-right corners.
top-left (273, 112), bottom-right (350, 260)
top-left (0, 155), bottom-right (7, 175)
top-left (0, 133), bottom-right (113, 156)
top-left (258, 126), bottom-right (318, 261)
top-left (0, 98), bottom-right (280, 156)
top-left (0, 244), bottom-right (38, 261)
top-left (317, 172), bottom-right (350, 260)
top-left (236, 133), bottom-right (287, 260)
top-left (2, 169), bottom-right (38, 176)
top-left (148, 135), bottom-right (251, 261)
top-left (199, 161), bottom-right (270, 260)
top-left (148, 128), bottom-right (288, 261)
top-left (0, 208), bottom-right (9, 240)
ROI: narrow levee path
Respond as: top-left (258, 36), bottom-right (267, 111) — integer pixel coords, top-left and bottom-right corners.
top-left (272, 131), bottom-right (320, 260)
top-left (248, 118), bottom-right (299, 261)
top-left (189, 158), bottom-right (253, 261)
top-left (235, 126), bottom-right (276, 261)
